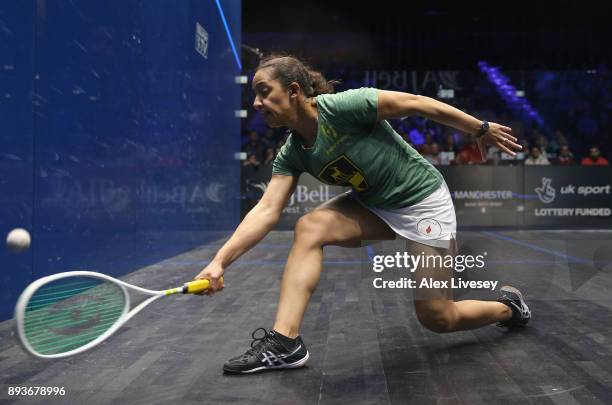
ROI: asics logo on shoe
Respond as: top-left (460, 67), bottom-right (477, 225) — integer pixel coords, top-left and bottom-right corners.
top-left (260, 345), bottom-right (303, 368)
top-left (261, 352), bottom-right (285, 367)
top-left (509, 301), bottom-right (530, 317)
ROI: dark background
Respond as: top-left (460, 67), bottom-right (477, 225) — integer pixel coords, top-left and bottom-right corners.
top-left (243, 1), bottom-right (611, 70)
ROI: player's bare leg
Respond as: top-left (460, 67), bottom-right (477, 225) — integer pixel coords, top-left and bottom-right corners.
top-left (272, 193), bottom-right (396, 338)
top-left (223, 193), bottom-right (395, 374)
top-left (409, 239), bottom-right (530, 332)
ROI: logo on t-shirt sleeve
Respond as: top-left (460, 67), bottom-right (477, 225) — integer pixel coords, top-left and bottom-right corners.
top-left (318, 154), bottom-right (368, 192)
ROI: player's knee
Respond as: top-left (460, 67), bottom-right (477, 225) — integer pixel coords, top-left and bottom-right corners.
top-left (416, 306), bottom-right (455, 334)
top-left (294, 213), bottom-right (327, 246)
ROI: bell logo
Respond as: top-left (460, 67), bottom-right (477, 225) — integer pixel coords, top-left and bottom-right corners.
top-left (288, 185), bottom-right (331, 206)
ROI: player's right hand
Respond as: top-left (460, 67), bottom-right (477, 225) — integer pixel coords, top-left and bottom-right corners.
top-left (194, 260), bottom-right (225, 295)
top-left (475, 122), bottom-right (521, 161)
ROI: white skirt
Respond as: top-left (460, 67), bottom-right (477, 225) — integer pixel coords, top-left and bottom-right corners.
top-left (350, 182), bottom-right (457, 249)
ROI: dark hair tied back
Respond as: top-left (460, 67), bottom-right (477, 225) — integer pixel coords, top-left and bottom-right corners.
top-left (257, 54), bottom-right (340, 97)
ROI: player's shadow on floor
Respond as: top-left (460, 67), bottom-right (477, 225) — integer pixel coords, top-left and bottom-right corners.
top-left (422, 325), bottom-right (537, 360)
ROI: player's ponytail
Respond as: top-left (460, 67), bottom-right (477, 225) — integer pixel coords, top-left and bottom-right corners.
top-left (257, 54), bottom-right (340, 97)
top-left (307, 69), bottom-right (338, 96)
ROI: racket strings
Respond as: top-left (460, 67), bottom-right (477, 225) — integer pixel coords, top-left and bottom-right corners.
top-left (25, 291), bottom-right (123, 322)
top-left (24, 281), bottom-right (109, 308)
top-left (24, 304), bottom-right (125, 340)
top-left (22, 276), bottom-right (127, 355)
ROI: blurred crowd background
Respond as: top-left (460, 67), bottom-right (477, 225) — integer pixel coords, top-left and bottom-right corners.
top-left (240, 2), bottom-right (611, 174)
top-left (240, 69), bottom-right (611, 171)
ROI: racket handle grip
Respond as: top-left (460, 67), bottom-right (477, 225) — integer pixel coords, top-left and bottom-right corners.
top-left (183, 277), bottom-right (224, 294)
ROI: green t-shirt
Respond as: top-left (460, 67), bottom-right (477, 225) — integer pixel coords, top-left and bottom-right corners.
top-left (272, 87), bottom-right (443, 208)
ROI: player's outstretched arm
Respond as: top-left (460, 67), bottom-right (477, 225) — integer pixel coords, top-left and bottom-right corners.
top-left (376, 89), bottom-right (521, 160)
top-left (194, 174), bottom-right (298, 292)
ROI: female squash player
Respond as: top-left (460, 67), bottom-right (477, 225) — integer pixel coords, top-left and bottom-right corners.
top-left (195, 55), bottom-right (531, 374)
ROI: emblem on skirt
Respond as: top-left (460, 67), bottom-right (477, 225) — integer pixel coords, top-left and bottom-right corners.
top-left (416, 218), bottom-right (442, 238)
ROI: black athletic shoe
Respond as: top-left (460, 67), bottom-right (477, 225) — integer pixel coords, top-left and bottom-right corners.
top-left (223, 328), bottom-right (309, 374)
top-left (497, 285), bottom-right (531, 328)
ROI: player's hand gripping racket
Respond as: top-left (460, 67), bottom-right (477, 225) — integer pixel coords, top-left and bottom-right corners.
top-left (14, 271), bottom-right (222, 359)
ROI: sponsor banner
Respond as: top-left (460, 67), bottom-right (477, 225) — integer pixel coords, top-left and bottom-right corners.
top-left (363, 70), bottom-right (463, 94)
top-left (36, 167), bottom-right (234, 229)
top-left (277, 174), bottom-right (346, 229)
top-left (242, 165), bottom-right (612, 229)
top-left (241, 164), bottom-right (346, 229)
top-left (523, 167), bottom-right (612, 227)
top-left (439, 166), bottom-right (523, 227)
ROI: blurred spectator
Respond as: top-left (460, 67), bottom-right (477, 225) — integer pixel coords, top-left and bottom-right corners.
top-left (519, 138), bottom-right (530, 152)
top-left (426, 124), bottom-right (444, 143)
top-left (263, 147), bottom-right (275, 165)
top-left (399, 132), bottom-right (415, 150)
top-left (524, 146), bottom-right (550, 165)
top-left (443, 130), bottom-right (460, 153)
top-left (261, 128), bottom-right (278, 152)
top-left (548, 129), bottom-right (567, 153)
top-left (422, 143), bottom-right (442, 165)
top-left (243, 153), bottom-right (261, 167)
top-left (581, 146), bottom-right (609, 166)
top-left (408, 128), bottom-right (425, 146)
top-left (454, 139), bottom-right (484, 165)
top-left (408, 117), bottom-right (426, 146)
top-left (534, 135), bottom-right (550, 154)
top-left (554, 145), bottom-right (576, 165)
top-left (244, 131), bottom-right (264, 162)
top-left (424, 130), bottom-right (435, 147)
top-left (531, 127), bottom-right (546, 143)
